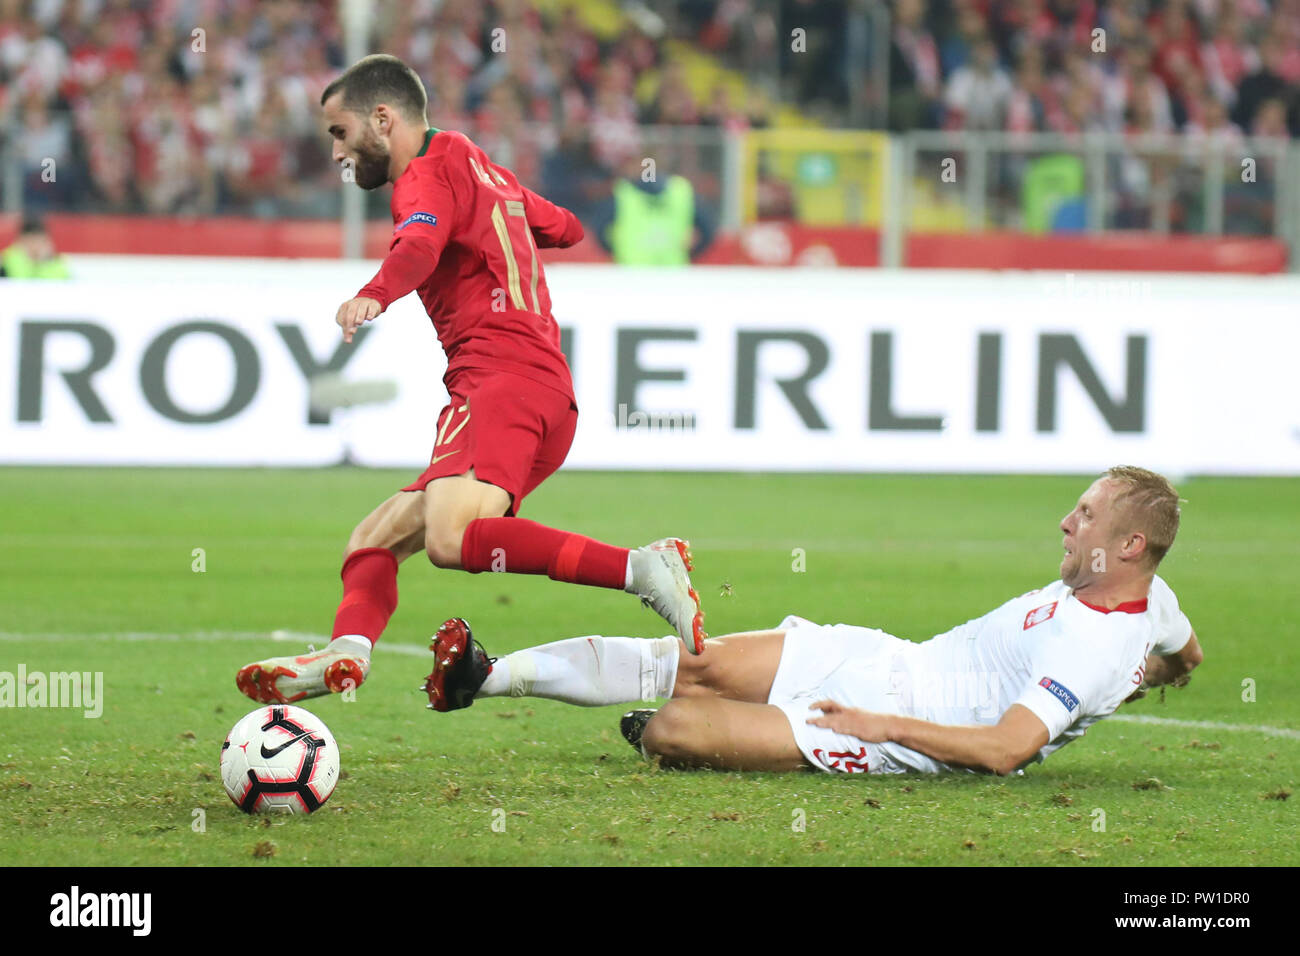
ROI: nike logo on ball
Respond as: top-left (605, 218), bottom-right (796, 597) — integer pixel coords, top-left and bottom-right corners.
top-left (259, 730), bottom-right (314, 758)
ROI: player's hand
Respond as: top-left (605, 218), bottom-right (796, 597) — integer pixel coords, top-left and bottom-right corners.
top-left (807, 700), bottom-right (892, 742)
top-left (1124, 682), bottom-right (1150, 704)
top-left (1126, 670), bottom-right (1193, 706)
top-left (336, 296), bottom-right (382, 343)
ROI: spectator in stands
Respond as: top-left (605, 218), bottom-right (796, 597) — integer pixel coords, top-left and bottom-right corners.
top-left (1249, 95), bottom-right (1291, 138)
top-left (427, 59), bottom-right (474, 132)
top-left (1104, 42), bottom-right (1174, 134)
top-left (2, 0), bottom-right (1297, 237)
top-left (1058, 82), bottom-right (1107, 134)
top-left (1266, 6), bottom-right (1300, 81)
top-left (17, 91), bottom-right (76, 211)
top-left (1182, 89), bottom-right (1244, 147)
top-left (1, 213), bottom-right (71, 278)
top-left (1200, 5), bottom-right (1258, 107)
top-left (945, 36), bottom-right (1014, 130)
top-left (591, 150), bottom-right (715, 266)
top-left (5, 13), bottom-right (66, 101)
top-left (1150, 0), bottom-right (1204, 95)
top-left (79, 82), bottom-right (134, 210)
top-left (1176, 82), bottom-right (1249, 222)
top-left (225, 90), bottom-right (299, 218)
top-left (700, 82), bottom-right (749, 132)
top-left (1053, 49), bottom-right (1104, 133)
top-left (778, 0), bottom-right (848, 111)
top-left (889, 0), bottom-right (943, 131)
top-left (588, 61), bottom-right (642, 170)
top-left (1006, 45), bottom-right (1053, 133)
top-left (553, 4), bottom-right (602, 90)
top-left (937, 0), bottom-right (988, 76)
top-left (1167, 57), bottom-right (1211, 129)
top-left (643, 61), bottom-right (703, 126)
top-left (540, 112), bottom-right (606, 225)
top-left (473, 80), bottom-right (541, 184)
top-left (1233, 36), bottom-right (1297, 135)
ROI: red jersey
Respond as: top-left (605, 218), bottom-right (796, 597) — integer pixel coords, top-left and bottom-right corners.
top-left (358, 128), bottom-right (583, 399)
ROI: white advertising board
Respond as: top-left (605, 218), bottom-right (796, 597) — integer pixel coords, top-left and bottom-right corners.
top-left (2, 260), bottom-right (1297, 475)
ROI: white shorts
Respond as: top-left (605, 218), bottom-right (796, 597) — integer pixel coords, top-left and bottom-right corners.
top-left (768, 615), bottom-right (917, 775)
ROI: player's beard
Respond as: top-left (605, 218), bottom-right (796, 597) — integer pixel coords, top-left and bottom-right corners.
top-left (352, 127), bottom-right (391, 190)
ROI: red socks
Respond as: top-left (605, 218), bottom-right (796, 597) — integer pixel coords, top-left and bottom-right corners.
top-left (331, 547), bottom-right (399, 645)
top-left (329, 526), bottom-right (627, 646)
top-left (461, 518), bottom-right (629, 590)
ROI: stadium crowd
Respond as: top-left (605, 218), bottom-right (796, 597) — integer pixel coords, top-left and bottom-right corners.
top-left (1, 0), bottom-right (1297, 224)
top-left (1, 0), bottom-right (775, 218)
top-left (889, 0), bottom-right (1300, 140)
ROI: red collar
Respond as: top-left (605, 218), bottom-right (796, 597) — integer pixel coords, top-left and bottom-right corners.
top-left (1075, 595), bottom-right (1148, 614)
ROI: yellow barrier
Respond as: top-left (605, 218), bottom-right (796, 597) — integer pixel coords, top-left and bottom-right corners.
top-left (742, 128), bottom-right (891, 226)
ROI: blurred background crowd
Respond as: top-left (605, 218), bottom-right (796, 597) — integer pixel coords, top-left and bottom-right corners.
top-left (2, 0), bottom-right (1298, 233)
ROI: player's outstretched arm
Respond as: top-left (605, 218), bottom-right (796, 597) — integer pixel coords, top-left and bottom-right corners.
top-left (346, 234), bottom-right (444, 340)
top-left (808, 701), bottom-right (1050, 776)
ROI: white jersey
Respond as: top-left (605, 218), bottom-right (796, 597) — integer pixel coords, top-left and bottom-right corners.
top-left (878, 575), bottom-right (1192, 773)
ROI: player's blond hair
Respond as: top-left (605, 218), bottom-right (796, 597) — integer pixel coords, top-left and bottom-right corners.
top-left (1104, 465), bottom-right (1181, 568)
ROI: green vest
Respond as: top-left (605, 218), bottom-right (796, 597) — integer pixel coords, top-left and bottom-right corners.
top-left (1, 244), bottom-right (71, 279)
top-left (608, 176), bottom-right (694, 266)
top-left (1022, 154), bottom-right (1085, 234)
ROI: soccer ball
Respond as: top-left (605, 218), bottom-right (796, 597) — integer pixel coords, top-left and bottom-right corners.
top-left (220, 704), bottom-right (339, 814)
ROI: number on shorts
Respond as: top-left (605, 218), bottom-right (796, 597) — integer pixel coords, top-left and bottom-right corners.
top-left (436, 403), bottom-right (470, 451)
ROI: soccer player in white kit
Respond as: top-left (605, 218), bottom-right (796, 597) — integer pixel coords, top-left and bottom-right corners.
top-left (430, 466), bottom-right (1204, 775)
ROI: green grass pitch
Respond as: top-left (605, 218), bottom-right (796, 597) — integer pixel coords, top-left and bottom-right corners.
top-left (0, 467), bottom-right (1295, 866)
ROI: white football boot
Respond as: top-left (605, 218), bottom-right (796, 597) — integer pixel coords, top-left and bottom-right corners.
top-left (236, 641), bottom-right (370, 704)
top-left (628, 538), bottom-right (706, 654)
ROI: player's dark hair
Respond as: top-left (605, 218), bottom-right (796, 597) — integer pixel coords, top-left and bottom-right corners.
top-left (1105, 465), bottom-right (1181, 567)
top-left (321, 54), bottom-right (427, 122)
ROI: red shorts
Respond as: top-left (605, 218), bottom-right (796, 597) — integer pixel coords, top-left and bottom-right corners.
top-left (401, 368), bottom-right (577, 515)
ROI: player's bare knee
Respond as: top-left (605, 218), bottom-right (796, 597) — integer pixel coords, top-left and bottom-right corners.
top-left (424, 526), bottom-right (465, 569)
top-left (642, 701), bottom-right (694, 758)
top-left (344, 526), bottom-right (373, 559)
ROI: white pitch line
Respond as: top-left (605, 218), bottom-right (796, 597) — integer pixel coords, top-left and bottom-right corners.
top-left (0, 629), bottom-right (433, 657)
top-left (1109, 713), bottom-right (1300, 741)
top-left (3, 631), bottom-right (1298, 741)
top-left (267, 630), bottom-right (431, 657)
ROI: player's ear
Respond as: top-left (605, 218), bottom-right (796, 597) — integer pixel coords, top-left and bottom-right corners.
top-left (1121, 531), bottom-right (1147, 563)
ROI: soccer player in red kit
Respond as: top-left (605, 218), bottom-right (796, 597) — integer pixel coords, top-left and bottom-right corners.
top-left (235, 55), bottom-right (706, 710)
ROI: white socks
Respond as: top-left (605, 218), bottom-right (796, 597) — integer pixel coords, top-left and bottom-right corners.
top-left (328, 635), bottom-right (373, 659)
top-left (478, 635), bottom-right (678, 706)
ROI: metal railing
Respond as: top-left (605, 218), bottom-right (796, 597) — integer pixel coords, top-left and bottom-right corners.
top-left (901, 130), bottom-right (1295, 242)
top-left (743, 128), bottom-right (1300, 268)
top-left (4, 113), bottom-right (1297, 269)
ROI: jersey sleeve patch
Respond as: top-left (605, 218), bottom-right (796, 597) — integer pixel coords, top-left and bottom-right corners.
top-left (1038, 676), bottom-right (1080, 713)
top-left (397, 211), bottom-right (439, 231)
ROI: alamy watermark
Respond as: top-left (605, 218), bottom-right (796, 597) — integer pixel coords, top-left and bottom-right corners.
top-left (888, 669), bottom-right (1002, 720)
top-left (1041, 272), bottom-right (1153, 301)
top-left (0, 665), bottom-right (103, 718)
top-left (614, 403), bottom-right (696, 431)
top-left (49, 886), bottom-right (150, 935)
